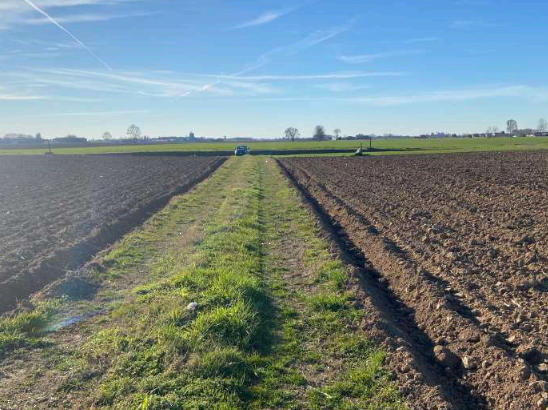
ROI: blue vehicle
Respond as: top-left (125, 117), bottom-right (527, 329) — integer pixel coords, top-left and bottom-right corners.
top-left (234, 145), bottom-right (250, 156)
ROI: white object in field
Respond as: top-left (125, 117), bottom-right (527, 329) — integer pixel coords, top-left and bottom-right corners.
top-left (186, 302), bottom-right (199, 312)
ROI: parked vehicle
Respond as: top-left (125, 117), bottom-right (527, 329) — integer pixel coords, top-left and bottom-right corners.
top-left (234, 145), bottom-right (249, 156)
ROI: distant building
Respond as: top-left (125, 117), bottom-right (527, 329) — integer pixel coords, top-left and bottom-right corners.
top-left (156, 136), bottom-right (184, 142)
top-left (53, 135), bottom-right (87, 144)
top-left (2, 134), bottom-right (36, 144)
top-left (516, 128), bottom-right (536, 137)
top-left (535, 132), bottom-right (548, 137)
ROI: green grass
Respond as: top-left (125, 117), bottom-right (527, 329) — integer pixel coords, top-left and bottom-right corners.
top-left (2, 136), bottom-right (548, 156)
top-left (0, 157), bottom-right (404, 409)
top-left (0, 300), bottom-right (60, 358)
top-left (247, 159), bottom-right (403, 409)
top-left (75, 158), bottom-right (271, 409)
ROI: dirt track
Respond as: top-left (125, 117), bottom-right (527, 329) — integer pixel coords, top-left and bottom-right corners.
top-left (0, 155), bottom-right (225, 313)
top-left (279, 152), bottom-right (548, 410)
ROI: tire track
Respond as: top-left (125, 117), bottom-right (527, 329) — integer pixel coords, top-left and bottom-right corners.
top-left (278, 158), bottom-right (544, 409)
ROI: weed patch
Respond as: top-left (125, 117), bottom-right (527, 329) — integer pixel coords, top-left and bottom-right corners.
top-left (0, 300), bottom-right (60, 357)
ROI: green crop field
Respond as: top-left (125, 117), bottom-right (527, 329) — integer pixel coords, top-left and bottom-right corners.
top-left (1, 137), bottom-right (548, 156)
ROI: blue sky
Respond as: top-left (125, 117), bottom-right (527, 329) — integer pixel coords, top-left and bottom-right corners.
top-left (1, 0), bottom-right (547, 139)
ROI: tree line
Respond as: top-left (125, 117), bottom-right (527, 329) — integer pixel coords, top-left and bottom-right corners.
top-left (284, 125), bottom-right (342, 141)
top-left (283, 119), bottom-right (548, 142)
top-left (485, 118), bottom-right (548, 136)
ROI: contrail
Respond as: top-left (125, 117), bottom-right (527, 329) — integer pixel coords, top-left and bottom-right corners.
top-left (21, 0), bottom-right (113, 71)
top-left (180, 16), bottom-right (358, 99)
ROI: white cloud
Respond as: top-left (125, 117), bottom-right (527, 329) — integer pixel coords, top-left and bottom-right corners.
top-left (454, 0), bottom-right (491, 5)
top-left (230, 0), bottom-right (318, 29)
top-left (24, 11), bottom-right (158, 25)
top-left (244, 85), bottom-right (548, 106)
top-left (31, 110), bottom-right (150, 117)
top-left (338, 49), bottom-right (424, 63)
top-left (19, 0), bottom-right (112, 70)
top-left (450, 19), bottom-right (499, 29)
top-left (0, 93), bottom-right (45, 100)
top-left (204, 71), bottom-right (405, 81)
top-left (315, 82), bottom-right (372, 92)
top-left (233, 16), bottom-right (360, 75)
top-left (232, 10), bottom-right (289, 29)
top-left (11, 39), bottom-right (83, 49)
top-left (0, 0), bottom-right (137, 12)
top-left (404, 37), bottom-right (439, 44)
top-left (5, 67), bottom-right (280, 99)
top-left (15, 67), bottom-right (402, 99)
top-left (181, 16), bottom-right (359, 98)
top-left (0, 0), bottom-right (145, 30)
top-left (356, 86), bottom-right (538, 105)
top-left (16, 51), bottom-right (62, 58)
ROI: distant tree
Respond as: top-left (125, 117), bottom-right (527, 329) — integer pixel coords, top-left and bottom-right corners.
top-left (506, 119), bottom-right (518, 134)
top-left (313, 125), bottom-right (326, 140)
top-left (334, 128), bottom-right (342, 139)
top-left (189, 131), bottom-right (196, 141)
top-left (35, 133), bottom-right (42, 142)
top-left (127, 124), bottom-right (142, 140)
top-left (284, 127), bottom-right (300, 142)
top-left (538, 118), bottom-right (548, 133)
top-left (486, 126), bottom-right (499, 136)
top-left (102, 131), bottom-right (113, 140)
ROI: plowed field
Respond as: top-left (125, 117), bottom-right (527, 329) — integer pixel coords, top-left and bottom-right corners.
top-left (0, 155), bottom-right (225, 313)
top-left (279, 152), bottom-right (548, 410)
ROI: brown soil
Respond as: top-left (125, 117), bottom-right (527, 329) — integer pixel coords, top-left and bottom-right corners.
top-left (279, 152), bottom-right (548, 410)
top-left (0, 160), bottom-right (229, 409)
top-left (0, 155), bottom-right (225, 313)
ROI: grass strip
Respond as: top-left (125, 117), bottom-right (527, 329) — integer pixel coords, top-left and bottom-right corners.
top-left (0, 157), bottom-right (404, 409)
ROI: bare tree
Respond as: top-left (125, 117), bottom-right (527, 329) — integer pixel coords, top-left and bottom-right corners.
top-left (127, 124), bottom-right (142, 140)
top-left (506, 119), bottom-right (518, 134)
top-left (284, 127), bottom-right (300, 142)
top-left (334, 128), bottom-right (342, 139)
top-left (102, 131), bottom-right (112, 140)
top-left (486, 126), bottom-right (500, 136)
top-left (313, 125), bottom-right (326, 140)
top-left (538, 118), bottom-right (548, 133)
